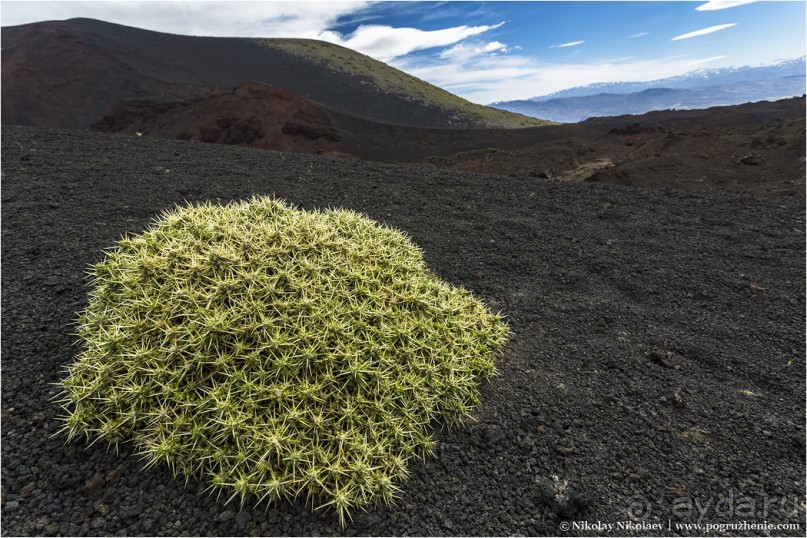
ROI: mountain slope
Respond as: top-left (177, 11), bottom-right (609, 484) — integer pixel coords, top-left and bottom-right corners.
top-left (492, 58), bottom-right (806, 123)
top-left (1, 18), bottom-right (546, 130)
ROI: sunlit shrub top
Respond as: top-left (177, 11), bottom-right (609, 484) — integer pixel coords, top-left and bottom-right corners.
top-left (60, 196), bottom-right (509, 525)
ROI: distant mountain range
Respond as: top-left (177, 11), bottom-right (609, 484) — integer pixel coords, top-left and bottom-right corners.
top-left (491, 58), bottom-right (806, 123)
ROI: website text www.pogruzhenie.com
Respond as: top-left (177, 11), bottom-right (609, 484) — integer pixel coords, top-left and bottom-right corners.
top-left (555, 492), bottom-right (805, 534)
top-left (560, 520), bottom-right (801, 533)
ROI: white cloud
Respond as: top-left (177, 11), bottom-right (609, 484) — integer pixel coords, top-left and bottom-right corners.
top-left (483, 41), bottom-right (507, 53)
top-left (672, 23), bottom-right (737, 41)
top-left (0, 1), bottom-right (373, 38)
top-left (688, 55), bottom-right (728, 65)
top-left (320, 22), bottom-right (505, 62)
top-left (393, 53), bottom-right (738, 104)
top-left (696, 1), bottom-right (758, 11)
top-left (549, 40), bottom-right (584, 49)
top-left (439, 40), bottom-right (508, 62)
top-left (1, 1), bottom-right (505, 64)
top-left (629, 32), bottom-right (649, 39)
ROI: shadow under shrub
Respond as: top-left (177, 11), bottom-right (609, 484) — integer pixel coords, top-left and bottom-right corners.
top-left (59, 196), bottom-right (509, 525)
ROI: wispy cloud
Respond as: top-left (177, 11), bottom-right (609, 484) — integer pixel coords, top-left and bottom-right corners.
top-left (696, 1), bottom-right (758, 11)
top-left (549, 40), bottom-right (585, 49)
top-left (1, 1), bottom-right (506, 65)
top-left (393, 52), bottom-right (739, 104)
top-left (672, 23), bottom-right (737, 41)
top-left (688, 55), bottom-right (728, 65)
top-left (439, 40), bottom-right (508, 62)
top-left (319, 22), bottom-right (505, 62)
top-left (629, 32), bottom-right (649, 39)
top-left (0, 1), bottom-right (374, 38)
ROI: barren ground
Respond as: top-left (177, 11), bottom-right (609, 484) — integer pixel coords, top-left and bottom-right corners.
top-left (1, 126), bottom-right (805, 536)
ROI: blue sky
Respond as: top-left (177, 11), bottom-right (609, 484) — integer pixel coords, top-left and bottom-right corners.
top-left (2, 1), bottom-right (804, 103)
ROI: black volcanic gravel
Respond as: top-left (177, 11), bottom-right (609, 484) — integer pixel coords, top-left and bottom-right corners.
top-left (2, 126), bottom-right (805, 536)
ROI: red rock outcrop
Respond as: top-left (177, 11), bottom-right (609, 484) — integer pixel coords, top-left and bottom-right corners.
top-left (93, 83), bottom-right (342, 154)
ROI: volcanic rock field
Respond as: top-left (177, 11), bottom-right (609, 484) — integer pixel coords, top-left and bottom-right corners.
top-left (1, 125), bottom-right (804, 536)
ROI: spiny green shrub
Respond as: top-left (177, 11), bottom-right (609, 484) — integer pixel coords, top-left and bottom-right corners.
top-left (59, 196), bottom-right (509, 525)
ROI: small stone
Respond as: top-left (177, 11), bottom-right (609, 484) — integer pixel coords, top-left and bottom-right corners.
top-left (35, 516), bottom-right (50, 530)
top-left (84, 473), bottom-right (106, 499)
top-left (749, 282), bottom-right (768, 293)
top-left (217, 510), bottom-right (235, 522)
top-left (555, 445), bottom-right (575, 456)
top-left (663, 388), bottom-right (686, 407)
top-left (120, 503), bottom-right (144, 519)
top-left (55, 468), bottom-right (82, 489)
top-left (20, 483), bottom-right (35, 498)
top-left (740, 153), bottom-right (764, 165)
top-left (91, 517), bottom-right (106, 529)
top-left (647, 349), bottom-right (675, 368)
top-left (5, 500), bottom-right (20, 512)
top-left (235, 511), bottom-right (251, 529)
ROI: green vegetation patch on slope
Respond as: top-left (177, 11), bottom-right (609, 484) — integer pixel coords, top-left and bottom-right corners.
top-left (59, 196), bottom-right (509, 525)
top-left (254, 38), bottom-right (549, 129)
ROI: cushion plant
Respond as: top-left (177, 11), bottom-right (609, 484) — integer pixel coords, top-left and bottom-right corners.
top-left (59, 196), bottom-right (509, 525)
